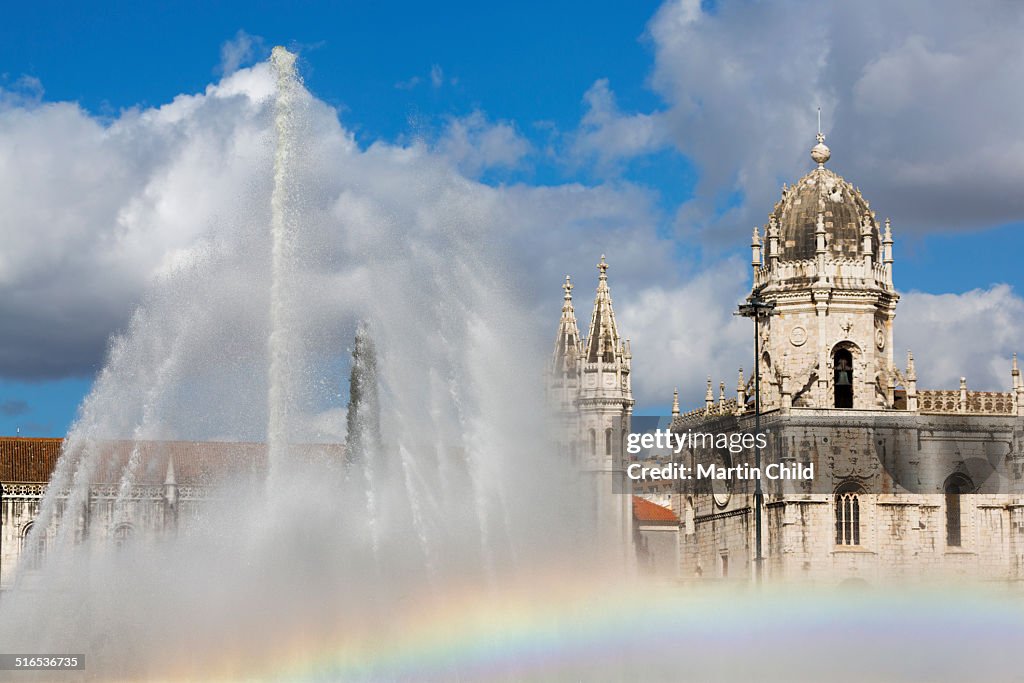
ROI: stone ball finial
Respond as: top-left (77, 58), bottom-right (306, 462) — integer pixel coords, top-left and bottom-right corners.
top-left (811, 132), bottom-right (831, 165)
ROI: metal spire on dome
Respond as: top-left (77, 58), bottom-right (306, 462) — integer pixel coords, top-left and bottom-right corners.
top-left (811, 107), bottom-right (831, 166)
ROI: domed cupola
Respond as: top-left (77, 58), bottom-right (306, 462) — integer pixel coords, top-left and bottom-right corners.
top-left (747, 127), bottom-right (899, 412)
top-left (769, 132), bottom-right (878, 262)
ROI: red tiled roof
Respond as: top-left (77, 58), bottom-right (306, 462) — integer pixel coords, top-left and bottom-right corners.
top-left (0, 438), bottom-right (63, 483)
top-left (0, 437), bottom-right (343, 485)
top-left (632, 495), bottom-right (679, 524)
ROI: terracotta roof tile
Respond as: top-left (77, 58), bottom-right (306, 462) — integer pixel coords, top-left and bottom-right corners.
top-left (0, 437), bottom-right (343, 486)
top-left (0, 438), bottom-right (63, 483)
top-left (632, 495), bottom-right (679, 524)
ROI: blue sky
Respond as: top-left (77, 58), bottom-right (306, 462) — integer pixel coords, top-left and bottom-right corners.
top-left (2, 0), bottom-right (1023, 435)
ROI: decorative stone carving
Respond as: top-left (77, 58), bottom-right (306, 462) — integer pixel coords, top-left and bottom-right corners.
top-left (790, 326), bottom-right (807, 347)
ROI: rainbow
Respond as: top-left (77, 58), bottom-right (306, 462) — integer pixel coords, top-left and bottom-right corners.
top-left (178, 570), bottom-right (1024, 682)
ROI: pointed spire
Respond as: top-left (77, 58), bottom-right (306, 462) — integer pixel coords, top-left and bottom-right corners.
top-left (552, 275), bottom-right (582, 374)
top-left (704, 376), bottom-right (714, 414)
top-left (164, 454), bottom-right (177, 486)
top-left (163, 454), bottom-right (178, 510)
top-left (903, 350), bottom-right (919, 412)
top-left (736, 368), bottom-right (746, 414)
top-left (751, 225), bottom-right (763, 269)
top-left (585, 256), bottom-right (622, 364)
top-left (1014, 352), bottom-right (1019, 376)
top-left (718, 381), bottom-right (727, 413)
top-left (671, 388), bottom-right (680, 417)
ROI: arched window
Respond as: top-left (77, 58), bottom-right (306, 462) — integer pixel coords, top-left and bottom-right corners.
top-left (944, 474), bottom-right (973, 547)
top-left (834, 348), bottom-right (854, 408)
top-left (835, 483), bottom-right (862, 546)
top-left (589, 429), bottom-right (596, 457)
top-left (605, 428), bottom-right (613, 456)
top-left (21, 522), bottom-right (45, 570)
top-left (113, 523), bottom-right (134, 549)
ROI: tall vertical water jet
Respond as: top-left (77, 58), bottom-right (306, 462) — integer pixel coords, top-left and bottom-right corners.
top-left (267, 46), bottom-right (301, 481)
top-left (345, 322), bottom-right (384, 557)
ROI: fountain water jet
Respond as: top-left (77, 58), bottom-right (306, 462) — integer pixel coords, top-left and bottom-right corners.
top-left (0, 46), bottom-right (594, 679)
top-left (267, 46), bottom-right (302, 483)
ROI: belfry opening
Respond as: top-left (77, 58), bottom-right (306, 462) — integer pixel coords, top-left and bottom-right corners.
top-left (834, 348), bottom-right (853, 408)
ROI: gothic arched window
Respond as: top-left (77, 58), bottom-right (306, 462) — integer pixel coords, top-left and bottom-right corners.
top-left (21, 522), bottom-right (45, 570)
top-left (944, 474), bottom-right (973, 547)
top-left (113, 523), bottom-right (134, 549)
top-left (835, 483), bottom-right (863, 546)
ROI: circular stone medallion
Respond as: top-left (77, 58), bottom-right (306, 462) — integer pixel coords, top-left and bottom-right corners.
top-left (790, 326), bottom-right (807, 347)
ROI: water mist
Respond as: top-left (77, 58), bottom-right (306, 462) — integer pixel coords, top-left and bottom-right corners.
top-left (0, 47), bottom-right (592, 680)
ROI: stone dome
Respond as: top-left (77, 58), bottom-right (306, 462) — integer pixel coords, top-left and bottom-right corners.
top-left (770, 144), bottom-right (878, 262)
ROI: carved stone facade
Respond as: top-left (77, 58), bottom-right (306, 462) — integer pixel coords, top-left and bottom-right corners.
top-left (0, 439), bottom-right (278, 589)
top-left (563, 134), bottom-right (1024, 584)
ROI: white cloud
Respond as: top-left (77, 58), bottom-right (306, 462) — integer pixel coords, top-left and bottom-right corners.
top-left (617, 259), bottom-right (751, 410)
top-left (430, 64), bottom-right (444, 88)
top-left (394, 76), bottom-right (421, 90)
top-left (577, 0), bottom-right (1024, 243)
top-left (219, 30), bottom-right (266, 75)
top-left (896, 285), bottom-right (1024, 392)
top-left (434, 110), bottom-right (532, 176)
top-left (569, 79), bottom-right (669, 171)
top-left (7, 16), bottom-right (1019, 417)
top-left (0, 61), bottom-right (686, 412)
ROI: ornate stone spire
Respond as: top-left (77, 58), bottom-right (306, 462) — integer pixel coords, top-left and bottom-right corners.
top-left (737, 367), bottom-right (747, 413)
top-left (585, 255), bottom-right (622, 364)
top-left (164, 454), bottom-right (177, 486)
top-left (163, 454), bottom-right (178, 511)
top-left (704, 376), bottom-right (714, 414)
top-left (552, 275), bottom-right (581, 374)
top-left (718, 381), bottom-right (727, 413)
top-left (751, 226), bottom-right (762, 269)
top-left (906, 350), bottom-right (919, 412)
top-left (671, 388), bottom-right (680, 417)
top-left (882, 218), bottom-right (894, 284)
top-left (1014, 353), bottom-right (1024, 416)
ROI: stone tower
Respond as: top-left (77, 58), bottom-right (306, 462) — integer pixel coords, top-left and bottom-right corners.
top-left (749, 133), bottom-right (899, 410)
top-left (548, 275), bottom-right (583, 460)
top-left (548, 256), bottom-right (634, 567)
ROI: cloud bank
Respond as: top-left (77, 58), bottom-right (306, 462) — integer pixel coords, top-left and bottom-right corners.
top-left (3, 3), bottom-right (1024, 412)
top-left (584, 0), bottom-right (1024, 243)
